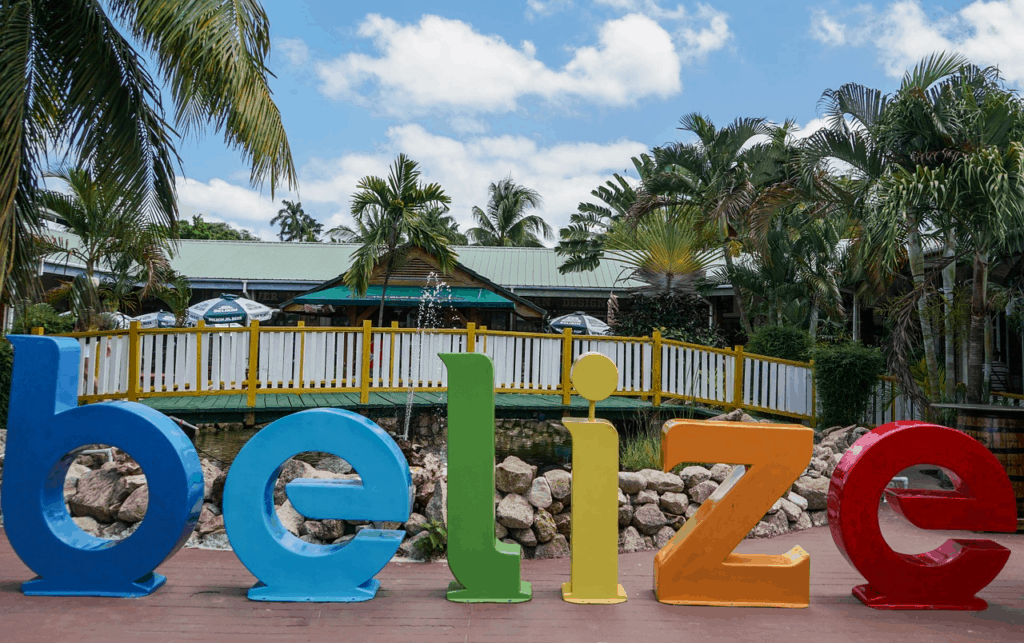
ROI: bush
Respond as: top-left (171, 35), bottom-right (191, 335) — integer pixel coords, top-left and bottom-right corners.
top-left (0, 339), bottom-right (11, 428)
top-left (11, 303), bottom-right (75, 335)
top-left (813, 342), bottom-right (887, 428)
top-left (613, 293), bottom-right (724, 347)
top-left (745, 325), bottom-right (812, 362)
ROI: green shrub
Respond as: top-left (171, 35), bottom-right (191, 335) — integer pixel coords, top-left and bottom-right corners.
top-left (414, 519), bottom-right (448, 558)
top-left (813, 342), bottom-right (886, 428)
top-left (745, 325), bottom-right (812, 362)
top-left (613, 293), bottom-right (724, 347)
top-left (0, 338), bottom-right (11, 428)
top-left (620, 431), bottom-right (661, 472)
top-left (12, 303), bottom-right (75, 335)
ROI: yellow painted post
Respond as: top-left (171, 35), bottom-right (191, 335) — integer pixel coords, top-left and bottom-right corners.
top-left (127, 321), bottom-right (141, 402)
top-left (196, 321), bottom-right (205, 392)
top-left (390, 321), bottom-right (398, 387)
top-left (809, 358), bottom-right (817, 429)
top-left (466, 322), bottom-right (476, 353)
top-left (30, 327), bottom-right (44, 335)
top-left (732, 345), bottom-right (745, 411)
top-left (247, 320), bottom-right (260, 407)
top-left (360, 319), bottom-right (372, 403)
top-left (652, 330), bottom-right (663, 407)
top-left (561, 328), bottom-right (573, 406)
top-left (296, 320), bottom-right (305, 390)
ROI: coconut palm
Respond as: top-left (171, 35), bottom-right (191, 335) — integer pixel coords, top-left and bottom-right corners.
top-left (271, 200), bottom-right (321, 242)
top-left (422, 206), bottom-right (468, 245)
top-left (467, 177), bottom-right (552, 247)
top-left (343, 154), bottom-right (455, 326)
top-left (0, 0), bottom-right (295, 302)
top-left (35, 166), bottom-right (172, 330)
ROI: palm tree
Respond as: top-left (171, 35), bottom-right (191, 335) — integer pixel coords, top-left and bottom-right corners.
top-left (0, 0), bottom-right (295, 302)
top-left (156, 272), bottom-right (194, 327)
top-left (34, 167), bottom-right (172, 330)
top-left (422, 206), bottom-right (468, 245)
top-left (271, 200), bottom-right (321, 242)
top-left (467, 177), bottom-right (552, 246)
top-left (343, 154), bottom-right (455, 326)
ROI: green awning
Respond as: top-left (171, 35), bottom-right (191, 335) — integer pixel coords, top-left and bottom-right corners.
top-left (293, 285), bottom-right (516, 309)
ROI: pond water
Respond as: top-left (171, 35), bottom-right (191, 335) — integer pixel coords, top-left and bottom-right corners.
top-left (194, 419), bottom-right (574, 471)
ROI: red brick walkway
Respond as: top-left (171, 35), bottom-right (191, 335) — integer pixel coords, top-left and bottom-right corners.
top-left (1, 506), bottom-right (1021, 643)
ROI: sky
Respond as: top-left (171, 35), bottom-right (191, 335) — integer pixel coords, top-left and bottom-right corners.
top-left (171, 0), bottom-right (1024, 242)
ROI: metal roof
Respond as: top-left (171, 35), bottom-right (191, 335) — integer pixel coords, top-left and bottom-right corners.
top-left (42, 229), bottom-right (645, 291)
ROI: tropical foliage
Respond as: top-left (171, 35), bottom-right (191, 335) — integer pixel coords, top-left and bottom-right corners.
top-left (467, 177), bottom-right (552, 247)
top-left (178, 214), bottom-right (257, 241)
top-left (271, 200), bottom-right (321, 242)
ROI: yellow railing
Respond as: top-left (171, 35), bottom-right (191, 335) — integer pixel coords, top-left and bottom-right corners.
top-left (41, 322), bottom-right (823, 422)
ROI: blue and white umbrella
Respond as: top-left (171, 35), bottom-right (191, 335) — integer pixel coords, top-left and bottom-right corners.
top-left (186, 294), bottom-right (274, 326)
top-left (133, 311), bottom-right (177, 329)
top-left (546, 311), bottom-right (611, 336)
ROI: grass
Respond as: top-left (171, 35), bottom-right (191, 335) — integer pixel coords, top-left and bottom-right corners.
top-left (620, 430), bottom-right (662, 472)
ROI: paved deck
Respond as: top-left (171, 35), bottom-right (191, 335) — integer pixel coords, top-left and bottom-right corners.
top-left (1, 505), bottom-right (1021, 642)
top-left (139, 391), bottom-right (713, 423)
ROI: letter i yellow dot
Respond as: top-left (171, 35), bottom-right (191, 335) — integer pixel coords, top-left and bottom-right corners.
top-left (561, 352), bottom-right (627, 604)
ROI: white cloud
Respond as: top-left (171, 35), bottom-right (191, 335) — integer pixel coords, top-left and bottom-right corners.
top-left (315, 13), bottom-right (682, 116)
top-left (526, 0), bottom-right (574, 19)
top-left (177, 126), bottom-right (649, 243)
top-left (277, 37), bottom-right (309, 66)
top-left (593, 1), bottom-right (733, 60)
top-left (812, 1), bottom-right (1024, 84)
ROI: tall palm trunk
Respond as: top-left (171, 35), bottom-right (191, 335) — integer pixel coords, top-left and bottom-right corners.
top-left (967, 251), bottom-right (989, 403)
top-left (942, 233), bottom-right (957, 400)
top-left (907, 221), bottom-right (940, 398)
top-left (809, 300), bottom-right (819, 342)
top-left (723, 249), bottom-right (752, 336)
top-left (377, 226), bottom-right (401, 327)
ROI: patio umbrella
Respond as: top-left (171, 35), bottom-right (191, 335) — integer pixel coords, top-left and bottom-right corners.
top-left (133, 311), bottom-right (177, 329)
top-left (59, 310), bottom-right (134, 329)
top-left (546, 311), bottom-right (611, 336)
top-left (187, 293), bottom-right (274, 326)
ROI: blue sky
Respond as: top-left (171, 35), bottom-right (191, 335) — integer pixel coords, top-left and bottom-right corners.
top-left (173, 1), bottom-right (1024, 241)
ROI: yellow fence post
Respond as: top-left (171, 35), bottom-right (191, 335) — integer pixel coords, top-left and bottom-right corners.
top-left (561, 328), bottom-right (573, 406)
top-left (247, 320), bottom-right (260, 407)
top-left (466, 322), bottom-right (476, 353)
top-left (30, 326), bottom-right (44, 335)
top-left (732, 345), bottom-right (745, 411)
top-left (127, 321), bottom-right (140, 402)
top-left (652, 330), bottom-right (662, 407)
top-left (296, 320), bottom-right (305, 390)
top-left (195, 321), bottom-right (205, 392)
top-left (360, 319), bottom-right (372, 404)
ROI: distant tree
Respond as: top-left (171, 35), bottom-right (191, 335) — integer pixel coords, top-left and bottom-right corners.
top-left (271, 200), bottom-right (322, 242)
top-left (467, 177), bottom-right (552, 246)
top-left (422, 206), bottom-right (469, 245)
top-left (177, 214), bottom-right (257, 241)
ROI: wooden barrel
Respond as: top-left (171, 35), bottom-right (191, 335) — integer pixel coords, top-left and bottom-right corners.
top-left (952, 405), bottom-right (1024, 525)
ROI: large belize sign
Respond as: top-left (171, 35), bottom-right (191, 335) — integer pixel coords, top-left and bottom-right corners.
top-left (0, 336), bottom-right (1018, 609)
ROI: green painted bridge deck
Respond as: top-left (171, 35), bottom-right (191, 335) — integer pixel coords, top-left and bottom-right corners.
top-left (139, 391), bottom-right (708, 423)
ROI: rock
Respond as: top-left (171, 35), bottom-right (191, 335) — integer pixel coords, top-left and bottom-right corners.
top-left (689, 480), bottom-right (719, 505)
top-left (809, 458), bottom-right (828, 475)
top-left (210, 471), bottom-right (227, 506)
top-left (424, 479), bottom-right (447, 528)
top-left (526, 477), bottom-right (553, 509)
top-left (813, 446), bottom-right (834, 460)
top-left (635, 489), bottom-right (659, 505)
top-left (751, 511), bottom-right (789, 538)
top-left (184, 531), bottom-right (202, 548)
top-left (659, 492), bottom-right (689, 515)
top-left (632, 503), bottom-right (668, 535)
top-left (678, 465), bottom-right (712, 490)
top-left (618, 471), bottom-right (646, 494)
top-left (684, 504), bottom-right (700, 519)
top-left (116, 485), bottom-right (148, 523)
top-left (767, 498), bottom-right (783, 515)
top-left (618, 503), bottom-right (633, 526)
top-left (664, 512), bottom-right (687, 529)
top-left (200, 459), bottom-right (223, 501)
top-left (654, 526), bottom-right (676, 549)
top-left (495, 522), bottom-right (508, 540)
top-left (276, 500), bottom-right (305, 535)
top-left (618, 489), bottom-right (628, 506)
top-left (65, 462), bottom-right (91, 487)
top-left (398, 531), bottom-right (431, 560)
top-left (542, 469), bottom-right (572, 500)
top-left (708, 408), bottom-right (744, 422)
top-left (809, 510), bottom-right (829, 527)
top-left (304, 519), bottom-right (346, 541)
top-left (495, 456), bottom-right (535, 494)
top-left (786, 491), bottom-right (809, 510)
top-left (274, 459), bottom-right (318, 505)
top-left (777, 497), bottom-right (803, 522)
top-left (201, 531), bottom-right (232, 550)
top-left (708, 463), bottom-right (733, 484)
top-left (333, 534), bottom-right (355, 546)
top-left (619, 526), bottom-right (645, 553)
top-left (639, 469), bottom-right (685, 493)
top-left (554, 512), bottom-right (571, 538)
top-left (315, 455), bottom-right (353, 475)
top-left (496, 494), bottom-right (534, 529)
top-left (101, 521), bottom-right (132, 539)
top-left (72, 516), bottom-right (101, 535)
top-left (792, 477), bottom-right (830, 511)
top-left (792, 512), bottom-right (813, 531)
top-left (548, 501), bottom-right (564, 515)
top-left (68, 468), bottom-right (132, 521)
top-left (534, 509), bottom-right (557, 543)
top-left (299, 534), bottom-right (325, 545)
top-left (405, 513), bottom-right (428, 535)
top-left (511, 528), bottom-right (537, 547)
top-left (826, 453), bottom-right (843, 478)
top-left (197, 505), bottom-right (225, 535)
top-left (534, 534), bottom-right (570, 559)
